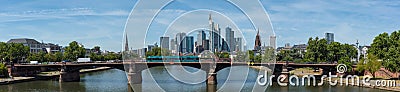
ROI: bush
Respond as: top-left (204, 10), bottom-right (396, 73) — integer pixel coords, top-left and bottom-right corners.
top-left (0, 63), bottom-right (7, 77)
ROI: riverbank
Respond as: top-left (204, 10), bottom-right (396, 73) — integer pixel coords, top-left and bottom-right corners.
top-left (249, 66), bottom-right (272, 71)
top-left (0, 67), bottom-right (112, 85)
top-left (0, 77), bottom-right (35, 85)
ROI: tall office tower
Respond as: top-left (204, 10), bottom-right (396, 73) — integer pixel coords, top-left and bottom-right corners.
top-left (209, 14), bottom-right (218, 52)
top-left (209, 14), bottom-right (214, 52)
top-left (170, 39), bottom-right (176, 51)
top-left (270, 35), bottom-right (276, 49)
top-left (197, 30), bottom-right (206, 46)
top-left (176, 32), bottom-right (186, 53)
top-left (160, 37), bottom-right (169, 50)
top-left (325, 32), bottom-right (334, 44)
top-left (217, 24), bottom-right (221, 52)
top-left (209, 14), bottom-right (221, 52)
top-left (235, 37), bottom-right (242, 52)
top-left (254, 29), bottom-right (262, 51)
top-left (221, 38), bottom-right (229, 52)
top-left (203, 39), bottom-right (210, 50)
top-left (185, 36), bottom-right (194, 53)
top-left (225, 27), bottom-right (235, 52)
top-left (148, 45), bottom-right (155, 52)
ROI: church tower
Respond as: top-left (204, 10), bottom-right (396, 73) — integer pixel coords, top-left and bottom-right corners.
top-left (254, 29), bottom-right (262, 51)
top-left (124, 33), bottom-right (129, 51)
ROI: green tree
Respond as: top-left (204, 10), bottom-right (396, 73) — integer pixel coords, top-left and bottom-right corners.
top-left (27, 51), bottom-right (46, 62)
top-left (90, 53), bottom-right (99, 61)
top-left (369, 32), bottom-right (389, 59)
top-left (262, 47), bottom-right (276, 62)
top-left (369, 30), bottom-right (400, 75)
top-left (365, 54), bottom-right (381, 78)
top-left (327, 42), bottom-right (341, 62)
top-left (215, 52), bottom-right (230, 58)
top-left (64, 41), bottom-right (86, 61)
top-left (304, 37), bottom-right (329, 62)
top-left (104, 52), bottom-right (120, 61)
top-left (278, 50), bottom-right (292, 61)
top-left (247, 50), bottom-right (255, 62)
top-left (341, 44), bottom-right (357, 61)
top-left (145, 47), bottom-right (171, 57)
top-left (0, 42), bottom-right (8, 63)
top-left (54, 52), bottom-right (63, 62)
top-left (254, 55), bottom-right (262, 63)
top-left (305, 37), bottom-right (356, 64)
top-left (7, 43), bottom-right (30, 63)
top-left (93, 46), bottom-right (101, 54)
top-left (0, 63), bottom-right (7, 77)
top-left (44, 53), bottom-right (52, 62)
top-left (234, 51), bottom-right (248, 62)
top-left (356, 57), bottom-right (366, 73)
top-left (338, 57), bottom-right (352, 72)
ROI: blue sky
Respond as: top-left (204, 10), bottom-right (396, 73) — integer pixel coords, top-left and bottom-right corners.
top-left (0, 0), bottom-right (399, 51)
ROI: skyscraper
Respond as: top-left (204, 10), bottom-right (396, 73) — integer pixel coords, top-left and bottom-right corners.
top-left (325, 32), bottom-right (334, 44)
top-left (209, 14), bottom-right (221, 52)
top-left (225, 27), bottom-right (235, 52)
top-left (160, 37), bottom-right (169, 50)
top-left (176, 32), bottom-right (186, 53)
top-left (197, 30), bottom-right (206, 46)
top-left (254, 29), bottom-right (262, 51)
top-left (203, 39), bottom-right (210, 50)
top-left (270, 35), bottom-right (276, 49)
top-left (170, 39), bottom-right (177, 54)
top-left (185, 36), bottom-right (194, 53)
top-left (235, 37), bottom-right (242, 52)
top-left (221, 38), bottom-right (229, 52)
top-left (170, 39), bottom-right (175, 51)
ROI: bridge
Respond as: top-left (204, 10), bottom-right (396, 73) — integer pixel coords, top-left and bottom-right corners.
top-left (7, 62), bottom-right (340, 85)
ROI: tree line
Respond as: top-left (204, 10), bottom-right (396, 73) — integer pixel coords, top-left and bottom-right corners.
top-left (275, 37), bottom-right (357, 71)
top-left (0, 41), bottom-right (121, 63)
top-left (276, 37), bottom-right (357, 62)
top-left (367, 30), bottom-right (400, 76)
top-left (0, 42), bottom-right (30, 63)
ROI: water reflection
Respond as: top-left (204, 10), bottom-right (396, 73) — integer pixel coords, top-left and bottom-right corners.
top-left (141, 65), bottom-right (386, 92)
top-left (0, 69), bottom-right (128, 92)
top-left (0, 67), bottom-right (387, 92)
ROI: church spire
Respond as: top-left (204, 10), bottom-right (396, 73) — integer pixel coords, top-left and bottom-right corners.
top-left (124, 33), bottom-right (129, 51)
top-left (254, 28), bottom-right (262, 51)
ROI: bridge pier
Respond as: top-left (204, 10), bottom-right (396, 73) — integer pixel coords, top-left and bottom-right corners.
top-left (207, 72), bottom-right (217, 85)
top-left (59, 69), bottom-right (80, 82)
top-left (127, 62), bottom-right (143, 85)
top-left (127, 72), bottom-right (142, 84)
top-left (59, 64), bottom-right (80, 82)
top-left (280, 66), bottom-right (289, 85)
top-left (207, 68), bottom-right (217, 85)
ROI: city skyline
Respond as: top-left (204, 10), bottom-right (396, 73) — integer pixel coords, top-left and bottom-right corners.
top-left (1, 0), bottom-right (399, 52)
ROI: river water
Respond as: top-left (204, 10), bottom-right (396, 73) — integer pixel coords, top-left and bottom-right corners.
top-left (0, 66), bottom-right (385, 92)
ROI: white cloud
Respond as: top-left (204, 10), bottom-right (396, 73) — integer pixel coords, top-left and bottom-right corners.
top-left (0, 8), bottom-right (130, 23)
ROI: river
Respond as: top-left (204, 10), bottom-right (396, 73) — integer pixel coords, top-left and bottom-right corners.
top-left (0, 66), bottom-right (385, 92)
